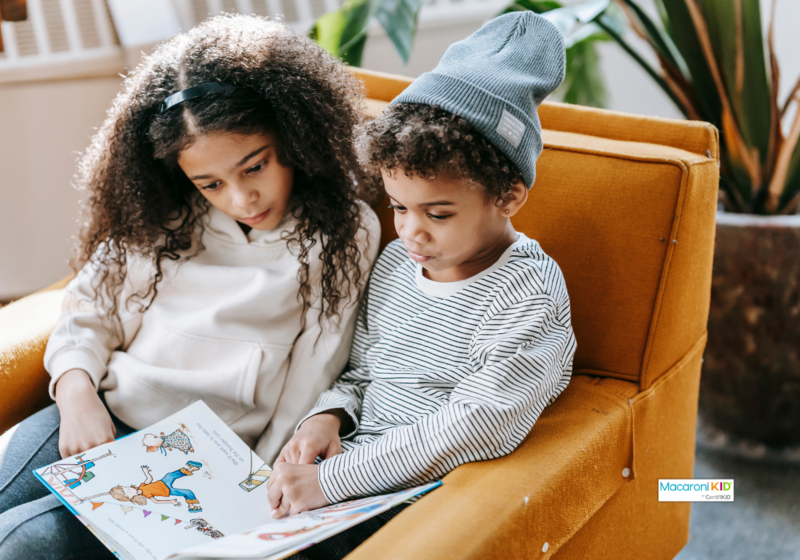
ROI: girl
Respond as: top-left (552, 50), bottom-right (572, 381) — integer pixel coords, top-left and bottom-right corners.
top-left (0, 14), bottom-right (379, 559)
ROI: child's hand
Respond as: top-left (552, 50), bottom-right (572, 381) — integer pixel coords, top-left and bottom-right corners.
top-left (266, 463), bottom-right (328, 517)
top-left (275, 411), bottom-right (348, 465)
top-left (55, 369), bottom-right (116, 458)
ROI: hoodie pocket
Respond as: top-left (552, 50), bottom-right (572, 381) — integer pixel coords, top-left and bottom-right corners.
top-left (110, 314), bottom-right (291, 425)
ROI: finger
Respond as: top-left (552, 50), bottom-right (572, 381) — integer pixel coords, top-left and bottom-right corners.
top-left (298, 446), bottom-right (319, 465)
top-left (326, 439), bottom-right (343, 459)
top-left (267, 476), bottom-right (283, 510)
top-left (274, 497), bottom-right (291, 518)
top-left (286, 445), bottom-right (301, 465)
top-left (273, 452), bottom-right (286, 466)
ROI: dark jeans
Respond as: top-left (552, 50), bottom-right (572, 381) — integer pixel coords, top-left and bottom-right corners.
top-left (0, 403), bottom-right (404, 560)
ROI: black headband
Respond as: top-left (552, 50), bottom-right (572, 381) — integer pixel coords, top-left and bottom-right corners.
top-left (160, 82), bottom-right (237, 113)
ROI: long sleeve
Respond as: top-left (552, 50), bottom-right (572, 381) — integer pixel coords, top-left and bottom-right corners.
top-left (43, 249), bottom-right (150, 399)
top-left (316, 292), bottom-right (576, 503)
top-left (293, 289), bottom-right (379, 439)
top-left (254, 204), bottom-right (380, 464)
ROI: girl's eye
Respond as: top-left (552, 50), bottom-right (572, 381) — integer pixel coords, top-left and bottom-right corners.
top-left (388, 204), bottom-right (407, 213)
top-left (201, 181), bottom-right (222, 191)
top-left (247, 161), bottom-right (267, 174)
top-left (428, 214), bottom-right (450, 221)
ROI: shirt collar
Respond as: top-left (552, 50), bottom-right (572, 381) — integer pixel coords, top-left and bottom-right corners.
top-left (204, 205), bottom-right (298, 246)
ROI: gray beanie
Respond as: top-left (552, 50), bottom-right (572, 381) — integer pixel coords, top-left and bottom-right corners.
top-left (390, 12), bottom-right (566, 188)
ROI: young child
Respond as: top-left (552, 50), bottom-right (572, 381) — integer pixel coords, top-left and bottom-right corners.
top-left (267, 11), bottom-right (576, 554)
top-left (0, 14), bottom-right (379, 558)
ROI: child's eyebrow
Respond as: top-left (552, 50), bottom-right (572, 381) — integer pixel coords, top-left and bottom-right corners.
top-left (232, 145), bottom-right (271, 171)
top-left (188, 145), bottom-right (271, 181)
top-left (420, 201), bottom-right (455, 207)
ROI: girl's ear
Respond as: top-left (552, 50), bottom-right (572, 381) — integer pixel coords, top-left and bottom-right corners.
top-left (500, 180), bottom-right (529, 218)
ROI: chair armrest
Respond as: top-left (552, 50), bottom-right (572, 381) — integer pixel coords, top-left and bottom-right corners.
top-left (347, 376), bottom-right (637, 560)
top-left (0, 276), bottom-right (71, 434)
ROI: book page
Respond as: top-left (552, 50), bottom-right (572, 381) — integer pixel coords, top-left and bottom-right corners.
top-left (170, 482), bottom-right (441, 559)
top-left (35, 401), bottom-right (273, 560)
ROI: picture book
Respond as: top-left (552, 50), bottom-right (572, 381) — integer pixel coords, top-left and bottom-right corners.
top-left (34, 400), bottom-right (440, 560)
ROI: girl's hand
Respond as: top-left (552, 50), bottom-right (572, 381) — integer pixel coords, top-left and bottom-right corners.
top-left (55, 369), bottom-right (116, 458)
top-left (266, 463), bottom-right (328, 517)
top-left (275, 411), bottom-right (348, 466)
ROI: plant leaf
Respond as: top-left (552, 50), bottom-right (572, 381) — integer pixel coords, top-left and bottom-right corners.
top-left (375, 0), bottom-right (427, 64)
top-left (616, 0), bottom-right (688, 78)
top-left (561, 27), bottom-right (608, 107)
top-left (310, 0), bottom-right (371, 66)
top-left (501, 1), bottom-right (563, 15)
top-left (700, 0), bottom-right (772, 179)
top-left (658, 0), bottom-right (722, 125)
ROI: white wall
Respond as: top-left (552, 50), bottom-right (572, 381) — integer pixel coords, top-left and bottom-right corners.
top-left (0, 77), bottom-right (122, 299)
top-left (2, 0), bottom-right (800, 300)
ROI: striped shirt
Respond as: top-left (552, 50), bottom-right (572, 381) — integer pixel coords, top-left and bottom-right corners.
top-left (303, 233), bottom-right (576, 503)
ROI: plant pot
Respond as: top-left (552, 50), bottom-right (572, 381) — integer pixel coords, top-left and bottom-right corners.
top-left (700, 212), bottom-right (800, 446)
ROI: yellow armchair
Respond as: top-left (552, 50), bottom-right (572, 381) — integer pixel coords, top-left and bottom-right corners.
top-left (0, 68), bottom-right (718, 559)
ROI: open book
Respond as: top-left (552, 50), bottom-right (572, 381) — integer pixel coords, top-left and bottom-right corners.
top-left (34, 400), bottom-right (440, 560)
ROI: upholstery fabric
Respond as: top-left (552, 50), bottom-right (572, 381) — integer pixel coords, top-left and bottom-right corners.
top-left (0, 277), bottom-right (70, 434)
top-left (0, 67), bottom-right (718, 559)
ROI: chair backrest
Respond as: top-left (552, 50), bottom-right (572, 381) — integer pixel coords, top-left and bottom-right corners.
top-left (350, 67), bottom-right (719, 390)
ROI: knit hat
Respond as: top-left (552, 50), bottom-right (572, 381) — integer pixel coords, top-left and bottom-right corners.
top-left (391, 12), bottom-right (566, 188)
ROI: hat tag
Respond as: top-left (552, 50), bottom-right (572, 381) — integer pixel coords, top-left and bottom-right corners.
top-left (496, 109), bottom-right (525, 148)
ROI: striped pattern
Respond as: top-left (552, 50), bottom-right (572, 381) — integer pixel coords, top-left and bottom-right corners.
top-left (308, 235), bottom-right (576, 503)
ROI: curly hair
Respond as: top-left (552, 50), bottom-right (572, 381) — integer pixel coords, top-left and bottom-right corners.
top-left (73, 14), bottom-right (378, 333)
top-left (356, 103), bottom-right (523, 204)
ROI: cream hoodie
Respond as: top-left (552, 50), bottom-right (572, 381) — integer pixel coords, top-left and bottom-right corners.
top-left (44, 202), bottom-right (380, 464)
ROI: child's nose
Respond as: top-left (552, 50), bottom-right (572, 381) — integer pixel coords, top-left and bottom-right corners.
top-left (401, 213), bottom-right (430, 244)
top-left (230, 183), bottom-right (258, 209)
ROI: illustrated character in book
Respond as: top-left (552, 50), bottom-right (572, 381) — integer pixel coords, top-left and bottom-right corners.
top-left (108, 462), bottom-right (204, 512)
top-left (142, 424), bottom-right (195, 455)
top-left (185, 518), bottom-right (224, 539)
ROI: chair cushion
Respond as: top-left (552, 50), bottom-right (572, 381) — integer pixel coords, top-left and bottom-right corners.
top-left (347, 375), bottom-right (637, 560)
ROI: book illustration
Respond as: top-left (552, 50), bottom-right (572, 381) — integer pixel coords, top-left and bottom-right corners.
top-left (239, 450), bottom-right (272, 492)
top-left (38, 449), bottom-right (115, 490)
top-left (77, 462), bottom-right (205, 512)
top-left (185, 518), bottom-right (225, 539)
top-left (143, 424), bottom-right (195, 456)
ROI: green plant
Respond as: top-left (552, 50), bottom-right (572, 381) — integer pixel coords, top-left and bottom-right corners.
top-left (514, 0), bottom-right (800, 215)
top-left (310, 0), bottom-right (426, 67)
top-left (311, 0), bottom-right (623, 109)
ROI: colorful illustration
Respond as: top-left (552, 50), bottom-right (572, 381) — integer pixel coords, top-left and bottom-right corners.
top-left (38, 450), bottom-right (114, 489)
top-left (79, 462), bottom-right (205, 512)
top-left (142, 424), bottom-right (195, 455)
top-left (185, 518), bottom-right (225, 539)
top-left (239, 450), bottom-right (271, 492)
